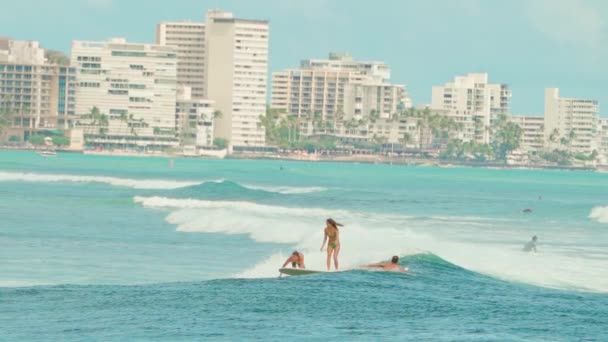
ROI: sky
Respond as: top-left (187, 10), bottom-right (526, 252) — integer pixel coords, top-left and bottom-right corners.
top-left (1, 0), bottom-right (606, 115)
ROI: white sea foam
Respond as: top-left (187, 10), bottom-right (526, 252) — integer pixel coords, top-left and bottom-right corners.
top-left (133, 196), bottom-right (352, 220)
top-left (135, 195), bottom-right (608, 293)
top-left (0, 171), bottom-right (327, 194)
top-left (589, 206), bottom-right (608, 223)
top-left (0, 171), bottom-right (202, 189)
top-left (242, 184), bottom-right (328, 194)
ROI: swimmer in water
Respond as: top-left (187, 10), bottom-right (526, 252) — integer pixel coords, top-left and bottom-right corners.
top-left (361, 256), bottom-right (408, 272)
top-left (523, 236), bottom-right (538, 253)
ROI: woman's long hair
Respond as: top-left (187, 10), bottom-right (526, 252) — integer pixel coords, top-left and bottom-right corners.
top-left (326, 218), bottom-right (343, 229)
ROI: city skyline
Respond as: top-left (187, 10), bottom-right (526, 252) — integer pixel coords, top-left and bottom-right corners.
top-left (0, 0), bottom-right (606, 116)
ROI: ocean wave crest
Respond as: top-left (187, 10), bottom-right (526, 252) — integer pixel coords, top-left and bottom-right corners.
top-left (241, 184), bottom-right (327, 194)
top-left (589, 206), bottom-right (608, 223)
top-left (134, 195), bottom-right (608, 293)
top-left (0, 171), bottom-right (328, 194)
top-left (0, 171), bottom-right (202, 189)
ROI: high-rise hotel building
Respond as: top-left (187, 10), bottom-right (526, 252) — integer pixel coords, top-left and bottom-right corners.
top-left (544, 88), bottom-right (599, 154)
top-left (0, 37), bottom-right (76, 140)
top-left (509, 115), bottom-right (545, 152)
top-left (71, 38), bottom-right (179, 147)
top-left (157, 10), bottom-right (269, 150)
top-left (271, 53), bottom-right (410, 122)
top-left (431, 73), bottom-right (510, 144)
top-left (156, 22), bottom-right (205, 100)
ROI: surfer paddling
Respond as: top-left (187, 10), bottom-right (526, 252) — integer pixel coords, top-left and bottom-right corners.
top-left (282, 251), bottom-right (305, 269)
top-left (523, 236), bottom-right (538, 253)
top-left (320, 218), bottom-right (343, 271)
top-left (362, 256), bottom-right (408, 272)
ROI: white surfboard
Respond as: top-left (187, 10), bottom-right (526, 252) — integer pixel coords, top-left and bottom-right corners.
top-left (278, 268), bottom-right (324, 276)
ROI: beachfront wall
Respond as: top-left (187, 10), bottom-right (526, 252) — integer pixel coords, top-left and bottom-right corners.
top-left (299, 117), bottom-right (422, 147)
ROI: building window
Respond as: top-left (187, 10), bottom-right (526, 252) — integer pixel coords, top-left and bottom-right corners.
top-left (109, 90), bottom-right (128, 95)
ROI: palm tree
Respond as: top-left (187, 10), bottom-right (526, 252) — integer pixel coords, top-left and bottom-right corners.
top-left (549, 128), bottom-right (560, 147)
top-left (369, 109), bottom-right (380, 123)
top-left (335, 107), bottom-right (345, 124)
top-left (400, 132), bottom-right (412, 147)
top-left (0, 97), bottom-right (12, 135)
top-left (567, 130), bottom-right (576, 151)
top-left (83, 107), bottom-right (109, 138)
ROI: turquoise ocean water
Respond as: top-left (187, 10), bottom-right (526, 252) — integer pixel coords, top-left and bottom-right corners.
top-left (1, 150), bottom-right (607, 341)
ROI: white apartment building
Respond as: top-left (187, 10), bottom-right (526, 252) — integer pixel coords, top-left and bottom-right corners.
top-left (0, 38), bottom-right (45, 64)
top-left (509, 115), bottom-right (544, 152)
top-left (597, 118), bottom-right (608, 164)
top-left (431, 73), bottom-right (510, 144)
top-left (0, 38), bottom-right (77, 140)
top-left (71, 38), bottom-right (178, 148)
top-left (176, 85), bottom-right (214, 147)
top-left (544, 88), bottom-right (599, 154)
top-left (156, 22), bottom-right (205, 99)
top-left (302, 52), bottom-right (391, 82)
top-left (344, 83), bottom-right (409, 120)
top-left (204, 10), bottom-right (268, 150)
top-left (272, 68), bottom-right (365, 119)
top-left (272, 53), bottom-right (410, 122)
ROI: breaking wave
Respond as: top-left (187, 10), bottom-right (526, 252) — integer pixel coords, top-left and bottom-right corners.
top-left (241, 184), bottom-right (328, 194)
top-left (134, 196), bottom-right (608, 293)
top-left (0, 171), bottom-right (327, 194)
top-left (589, 206), bottom-right (608, 223)
top-left (0, 171), bottom-right (203, 189)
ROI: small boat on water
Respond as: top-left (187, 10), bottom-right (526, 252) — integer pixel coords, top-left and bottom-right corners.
top-left (37, 150), bottom-right (57, 157)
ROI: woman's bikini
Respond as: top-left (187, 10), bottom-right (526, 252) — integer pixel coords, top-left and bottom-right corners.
top-left (327, 228), bottom-right (338, 249)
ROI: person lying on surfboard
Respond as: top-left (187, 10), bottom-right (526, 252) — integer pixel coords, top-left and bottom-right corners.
top-left (320, 218), bottom-right (343, 271)
top-left (361, 256), bottom-right (408, 272)
top-left (282, 251), bottom-right (305, 269)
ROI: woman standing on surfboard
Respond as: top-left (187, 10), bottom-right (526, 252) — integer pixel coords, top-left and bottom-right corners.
top-left (320, 218), bottom-right (343, 270)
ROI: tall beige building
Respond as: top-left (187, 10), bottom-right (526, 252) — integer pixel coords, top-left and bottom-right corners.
top-left (156, 22), bottom-right (205, 99)
top-left (175, 85), bottom-right (215, 147)
top-left (597, 118), bottom-right (608, 164)
top-left (272, 53), bottom-right (410, 122)
top-left (509, 115), bottom-right (545, 152)
top-left (0, 38), bottom-right (77, 140)
top-left (204, 10), bottom-right (268, 150)
top-left (544, 88), bottom-right (599, 154)
top-left (431, 73), bottom-right (510, 144)
top-left (71, 38), bottom-right (179, 148)
top-left (156, 10), bottom-right (269, 151)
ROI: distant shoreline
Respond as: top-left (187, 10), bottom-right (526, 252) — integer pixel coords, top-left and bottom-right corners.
top-left (227, 153), bottom-right (598, 172)
top-left (0, 146), bottom-right (600, 172)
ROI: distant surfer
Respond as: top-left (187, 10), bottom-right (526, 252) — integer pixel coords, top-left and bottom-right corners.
top-left (522, 208), bottom-right (533, 214)
top-left (523, 236), bottom-right (538, 253)
top-left (282, 251), bottom-right (305, 269)
top-left (320, 218), bottom-right (343, 271)
top-left (362, 256), bottom-right (408, 272)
